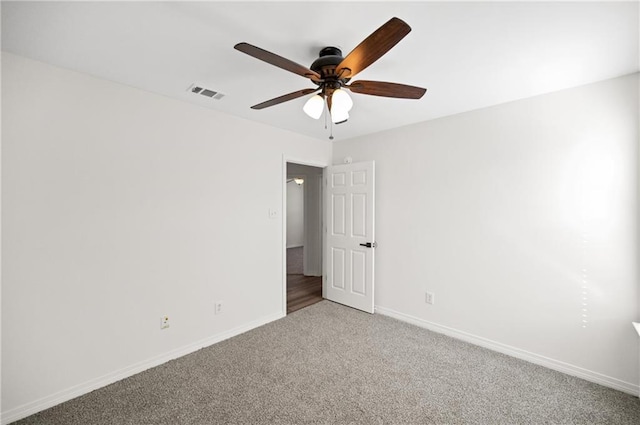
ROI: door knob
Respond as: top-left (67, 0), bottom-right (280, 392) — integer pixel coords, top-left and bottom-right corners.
top-left (359, 242), bottom-right (377, 248)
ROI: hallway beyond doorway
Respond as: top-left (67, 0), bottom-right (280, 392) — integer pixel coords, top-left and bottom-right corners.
top-left (287, 247), bottom-right (322, 313)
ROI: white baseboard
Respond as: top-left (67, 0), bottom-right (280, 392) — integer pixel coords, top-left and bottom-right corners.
top-left (1, 311), bottom-right (284, 425)
top-left (374, 305), bottom-right (639, 397)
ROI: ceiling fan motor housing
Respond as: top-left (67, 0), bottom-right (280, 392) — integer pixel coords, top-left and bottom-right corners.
top-left (310, 47), bottom-right (350, 87)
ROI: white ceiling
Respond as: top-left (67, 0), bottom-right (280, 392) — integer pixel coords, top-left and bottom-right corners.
top-left (2, 1), bottom-right (638, 142)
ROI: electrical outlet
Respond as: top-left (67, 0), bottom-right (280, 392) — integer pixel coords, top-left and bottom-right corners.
top-left (268, 208), bottom-right (278, 219)
top-left (425, 292), bottom-right (435, 305)
top-left (215, 301), bottom-right (223, 315)
top-left (160, 316), bottom-right (170, 329)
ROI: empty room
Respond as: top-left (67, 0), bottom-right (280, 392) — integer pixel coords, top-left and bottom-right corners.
top-left (1, 1), bottom-right (639, 424)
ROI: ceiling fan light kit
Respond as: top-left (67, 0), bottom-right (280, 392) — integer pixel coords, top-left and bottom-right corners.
top-left (303, 94), bottom-right (324, 119)
top-left (234, 17), bottom-right (426, 138)
top-left (330, 103), bottom-right (350, 124)
top-left (330, 88), bottom-right (353, 124)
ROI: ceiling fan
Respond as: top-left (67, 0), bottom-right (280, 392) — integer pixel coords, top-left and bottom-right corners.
top-left (234, 17), bottom-right (426, 127)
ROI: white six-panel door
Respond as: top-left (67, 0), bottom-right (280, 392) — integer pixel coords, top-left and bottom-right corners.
top-left (324, 161), bottom-right (375, 313)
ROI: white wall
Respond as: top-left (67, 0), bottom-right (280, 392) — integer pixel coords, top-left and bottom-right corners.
top-left (334, 73), bottom-right (640, 394)
top-left (1, 52), bottom-right (331, 421)
top-left (286, 182), bottom-right (304, 248)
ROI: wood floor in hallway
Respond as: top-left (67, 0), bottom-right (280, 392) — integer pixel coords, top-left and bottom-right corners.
top-left (287, 274), bottom-right (322, 314)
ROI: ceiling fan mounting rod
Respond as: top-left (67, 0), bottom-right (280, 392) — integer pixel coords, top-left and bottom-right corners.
top-left (318, 46), bottom-right (342, 57)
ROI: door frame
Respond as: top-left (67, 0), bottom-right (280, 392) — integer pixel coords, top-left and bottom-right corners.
top-left (281, 155), bottom-right (329, 316)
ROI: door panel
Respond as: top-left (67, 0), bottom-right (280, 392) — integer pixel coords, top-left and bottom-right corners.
top-left (331, 248), bottom-right (346, 290)
top-left (352, 194), bottom-right (366, 237)
top-left (324, 161), bottom-right (375, 313)
top-left (332, 194), bottom-right (346, 235)
top-left (351, 250), bottom-right (366, 295)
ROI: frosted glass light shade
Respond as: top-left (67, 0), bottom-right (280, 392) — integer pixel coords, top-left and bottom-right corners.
top-left (331, 107), bottom-right (349, 124)
top-left (332, 89), bottom-right (353, 112)
top-left (303, 95), bottom-right (324, 119)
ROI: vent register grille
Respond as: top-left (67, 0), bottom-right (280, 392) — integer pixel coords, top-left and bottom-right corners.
top-left (188, 84), bottom-right (225, 100)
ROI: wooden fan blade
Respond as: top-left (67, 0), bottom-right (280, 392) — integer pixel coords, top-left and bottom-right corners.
top-left (251, 88), bottom-right (319, 110)
top-left (235, 43), bottom-right (321, 81)
top-left (336, 17), bottom-right (411, 79)
top-left (347, 80), bottom-right (426, 99)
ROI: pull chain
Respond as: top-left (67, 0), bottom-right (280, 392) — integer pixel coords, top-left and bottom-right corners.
top-left (324, 99), bottom-right (328, 130)
top-left (322, 95), bottom-right (334, 140)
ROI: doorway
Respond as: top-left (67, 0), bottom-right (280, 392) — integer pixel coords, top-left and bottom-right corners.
top-left (285, 162), bottom-right (324, 314)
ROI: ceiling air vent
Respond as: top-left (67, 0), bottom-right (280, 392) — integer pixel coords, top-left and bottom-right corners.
top-left (188, 84), bottom-right (225, 100)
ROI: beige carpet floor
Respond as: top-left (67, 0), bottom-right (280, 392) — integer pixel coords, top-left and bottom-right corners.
top-left (14, 301), bottom-right (640, 424)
